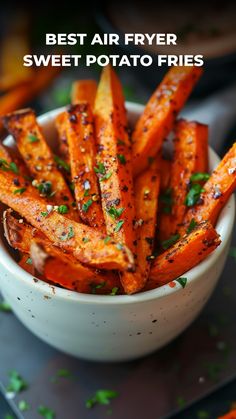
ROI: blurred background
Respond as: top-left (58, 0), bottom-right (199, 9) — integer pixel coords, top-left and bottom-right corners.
top-left (0, 1), bottom-right (236, 419)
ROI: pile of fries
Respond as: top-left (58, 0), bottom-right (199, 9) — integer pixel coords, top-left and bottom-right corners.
top-left (0, 65), bottom-right (235, 295)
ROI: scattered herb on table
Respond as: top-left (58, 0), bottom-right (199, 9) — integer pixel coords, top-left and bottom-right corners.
top-left (18, 400), bottom-right (30, 411)
top-left (86, 389), bottom-right (118, 409)
top-left (0, 301), bottom-right (12, 312)
top-left (4, 414), bottom-right (14, 419)
top-left (161, 233), bottom-right (180, 250)
top-left (51, 368), bottom-right (73, 382)
top-left (7, 370), bottom-right (28, 393)
top-left (38, 405), bottom-right (55, 419)
top-left (197, 410), bottom-right (210, 419)
top-left (176, 277), bottom-right (187, 288)
top-left (229, 247), bottom-right (236, 261)
top-left (176, 395), bottom-right (186, 408)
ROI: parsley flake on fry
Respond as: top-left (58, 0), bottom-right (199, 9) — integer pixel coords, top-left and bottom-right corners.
top-left (28, 134), bottom-right (39, 143)
top-left (161, 233), bottom-right (180, 250)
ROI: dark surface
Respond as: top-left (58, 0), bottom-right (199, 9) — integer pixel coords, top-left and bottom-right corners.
top-left (0, 227), bottom-right (235, 419)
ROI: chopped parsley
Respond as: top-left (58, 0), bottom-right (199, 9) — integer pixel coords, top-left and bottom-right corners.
top-left (117, 138), bottom-right (125, 146)
top-left (86, 389), bottom-right (118, 409)
top-left (28, 134), bottom-right (39, 143)
top-left (54, 155), bottom-right (70, 173)
top-left (114, 220), bottom-right (124, 232)
top-left (176, 277), bottom-right (187, 288)
top-left (26, 257), bottom-right (32, 265)
top-left (229, 247), bottom-right (236, 261)
top-left (13, 188), bottom-right (26, 195)
top-left (160, 188), bottom-right (173, 214)
top-left (7, 370), bottom-right (28, 393)
top-left (100, 172), bottom-right (112, 181)
top-left (110, 287), bottom-right (119, 296)
top-left (197, 410), bottom-right (210, 419)
top-left (82, 199), bottom-right (93, 212)
top-left (82, 237), bottom-right (90, 243)
top-left (106, 206), bottom-right (124, 219)
top-left (84, 189), bottom-right (89, 197)
top-left (117, 154), bottom-right (126, 164)
top-left (0, 300), bottom-right (12, 312)
top-left (104, 236), bottom-right (111, 244)
top-left (190, 172), bottom-right (210, 182)
top-left (186, 219), bottom-right (197, 234)
top-left (185, 183), bottom-right (205, 207)
top-left (90, 282), bottom-right (106, 294)
top-left (94, 162), bottom-right (106, 175)
top-left (36, 181), bottom-right (54, 197)
top-left (148, 156), bottom-right (155, 165)
top-left (161, 233), bottom-right (180, 250)
top-left (59, 226), bottom-right (74, 241)
top-left (41, 212), bottom-right (48, 217)
top-left (176, 396), bottom-right (186, 408)
top-left (57, 205), bottom-right (68, 214)
top-left (18, 400), bottom-right (30, 411)
top-left (4, 415), bottom-right (14, 419)
top-left (38, 405), bottom-right (55, 419)
top-left (51, 368), bottom-right (72, 382)
top-left (0, 159), bottom-right (19, 174)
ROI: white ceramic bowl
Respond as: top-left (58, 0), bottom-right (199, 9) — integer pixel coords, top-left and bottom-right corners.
top-left (0, 103), bottom-right (235, 362)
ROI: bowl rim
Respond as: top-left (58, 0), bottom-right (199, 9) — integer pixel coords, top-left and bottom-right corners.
top-left (0, 102), bottom-right (235, 306)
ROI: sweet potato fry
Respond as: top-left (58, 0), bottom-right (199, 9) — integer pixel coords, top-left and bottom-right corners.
top-left (132, 66), bottom-right (203, 176)
top-left (218, 410), bottom-right (236, 419)
top-left (134, 166), bottom-right (160, 281)
top-left (71, 79), bottom-right (97, 107)
top-left (159, 119), bottom-right (208, 241)
top-left (0, 66), bottom-right (59, 130)
top-left (181, 142), bottom-right (236, 230)
top-left (56, 80), bottom-right (97, 162)
top-left (4, 209), bottom-right (121, 294)
top-left (30, 239), bottom-right (120, 294)
top-left (2, 108), bottom-right (78, 220)
top-left (94, 65), bottom-right (141, 293)
top-left (0, 170), bottom-right (134, 271)
top-left (147, 221), bottom-right (221, 288)
top-left (63, 104), bottom-right (105, 229)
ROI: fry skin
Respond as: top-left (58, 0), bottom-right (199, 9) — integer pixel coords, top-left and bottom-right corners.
top-left (56, 79), bottom-right (97, 162)
top-left (4, 209), bottom-right (120, 293)
top-left (0, 170), bottom-right (135, 271)
top-left (94, 65), bottom-right (140, 293)
top-left (71, 79), bottom-right (97, 107)
top-left (147, 221), bottom-right (221, 288)
top-left (134, 166), bottom-right (160, 282)
top-left (132, 66), bottom-right (203, 176)
top-left (2, 108), bottom-right (77, 220)
top-left (159, 119), bottom-right (208, 241)
top-left (218, 410), bottom-right (236, 419)
top-left (63, 104), bottom-right (105, 230)
top-left (30, 239), bottom-right (120, 294)
top-left (182, 142), bottom-right (236, 230)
